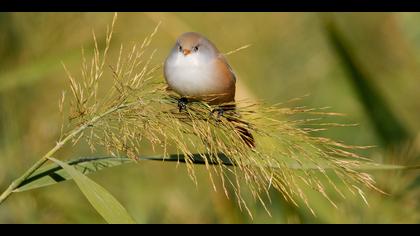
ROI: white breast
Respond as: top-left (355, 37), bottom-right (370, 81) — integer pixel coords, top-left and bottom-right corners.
top-left (164, 53), bottom-right (223, 97)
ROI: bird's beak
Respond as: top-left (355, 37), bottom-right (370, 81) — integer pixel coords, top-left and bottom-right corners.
top-left (182, 49), bottom-right (191, 56)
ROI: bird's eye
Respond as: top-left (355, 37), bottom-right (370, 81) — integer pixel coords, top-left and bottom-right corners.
top-left (193, 46), bottom-right (199, 52)
top-left (178, 45), bottom-right (182, 52)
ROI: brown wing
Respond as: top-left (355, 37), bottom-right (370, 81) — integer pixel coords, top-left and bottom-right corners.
top-left (209, 54), bottom-right (236, 104)
top-left (217, 54), bottom-right (236, 83)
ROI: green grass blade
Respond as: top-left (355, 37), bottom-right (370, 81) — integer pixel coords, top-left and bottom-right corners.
top-left (14, 154), bottom-right (232, 192)
top-left (48, 157), bottom-right (136, 224)
top-left (324, 19), bottom-right (411, 148)
top-left (15, 154), bottom-right (420, 193)
top-left (14, 157), bottom-right (132, 192)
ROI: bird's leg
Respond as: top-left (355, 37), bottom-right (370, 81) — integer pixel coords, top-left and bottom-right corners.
top-left (210, 107), bottom-right (225, 120)
top-left (210, 103), bottom-right (236, 119)
top-left (178, 97), bottom-right (188, 112)
top-left (216, 108), bottom-right (224, 119)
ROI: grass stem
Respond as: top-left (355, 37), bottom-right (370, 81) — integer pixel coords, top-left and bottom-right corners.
top-left (0, 101), bottom-right (140, 204)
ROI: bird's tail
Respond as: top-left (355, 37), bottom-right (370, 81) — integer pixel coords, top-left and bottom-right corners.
top-left (222, 104), bottom-right (255, 148)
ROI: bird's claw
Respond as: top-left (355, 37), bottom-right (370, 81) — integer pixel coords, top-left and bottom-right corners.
top-left (210, 107), bottom-right (225, 120)
top-left (216, 108), bottom-right (224, 118)
top-left (178, 97), bottom-right (188, 112)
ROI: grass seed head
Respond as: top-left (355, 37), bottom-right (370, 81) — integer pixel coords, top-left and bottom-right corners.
top-left (62, 14), bottom-right (378, 216)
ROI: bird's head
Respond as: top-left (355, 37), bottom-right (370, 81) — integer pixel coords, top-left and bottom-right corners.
top-left (175, 32), bottom-right (218, 58)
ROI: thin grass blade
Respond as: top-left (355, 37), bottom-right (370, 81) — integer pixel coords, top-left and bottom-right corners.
top-left (14, 155), bottom-right (419, 193)
top-left (48, 157), bottom-right (136, 224)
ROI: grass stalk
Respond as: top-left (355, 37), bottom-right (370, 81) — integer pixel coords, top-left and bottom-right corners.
top-left (0, 101), bottom-right (138, 204)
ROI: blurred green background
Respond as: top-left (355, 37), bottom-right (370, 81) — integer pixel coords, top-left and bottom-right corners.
top-left (0, 12), bottom-right (419, 223)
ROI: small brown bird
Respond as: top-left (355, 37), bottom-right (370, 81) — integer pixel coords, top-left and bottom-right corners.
top-left (164, 32), bottom-right (255, 148)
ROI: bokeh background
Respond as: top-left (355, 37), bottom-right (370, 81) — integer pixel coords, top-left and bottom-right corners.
top-left (0, 12), bottom-right (420, 223)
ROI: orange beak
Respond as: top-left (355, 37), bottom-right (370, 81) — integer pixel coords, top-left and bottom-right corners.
top-left (182, 49), bottom-right (191, 56)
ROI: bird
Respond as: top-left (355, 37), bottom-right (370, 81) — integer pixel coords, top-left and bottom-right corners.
top-left (163, 32), bottom-right (255, 148)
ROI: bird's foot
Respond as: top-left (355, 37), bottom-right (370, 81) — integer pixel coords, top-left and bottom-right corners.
top-left (178, 97), bottom-right (188, 112)
top-left (210, 107), bottom-right (225, 120)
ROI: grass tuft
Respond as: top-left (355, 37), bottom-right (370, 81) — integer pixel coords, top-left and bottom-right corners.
top-left (60, 14), bottom-right (379, 216)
